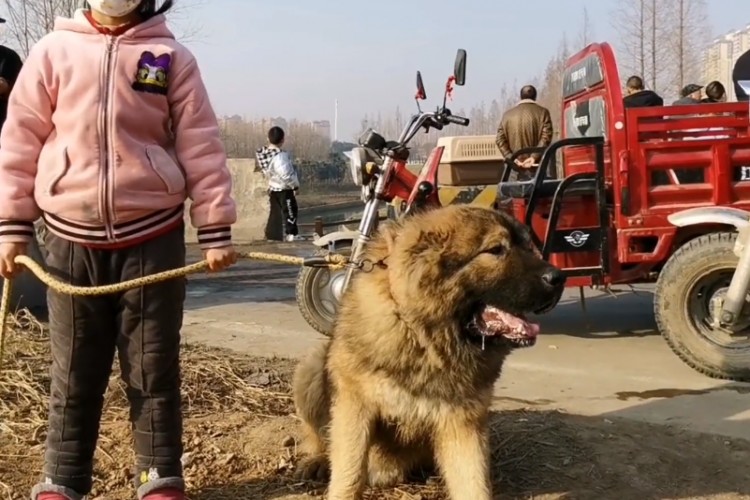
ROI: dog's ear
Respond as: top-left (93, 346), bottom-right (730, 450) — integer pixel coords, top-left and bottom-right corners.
top-left (409, 229), bottom-right (463, 276)
top-left (410, 229), bottom-right (449, 256)
top-left (495, 209), bottom-right (538, 254)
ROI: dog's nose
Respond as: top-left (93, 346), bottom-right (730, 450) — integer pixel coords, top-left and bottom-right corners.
top-left (541, 268), bottom-right (565, 288)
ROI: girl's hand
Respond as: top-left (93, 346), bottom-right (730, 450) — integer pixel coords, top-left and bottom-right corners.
top-left (204, 245), bottom-right (237, 272)
top-left (0, 242), bottom-right (28, 279)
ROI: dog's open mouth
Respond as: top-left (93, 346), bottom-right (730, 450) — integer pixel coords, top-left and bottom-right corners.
top-left (469, 304), bottom-right (540, 348)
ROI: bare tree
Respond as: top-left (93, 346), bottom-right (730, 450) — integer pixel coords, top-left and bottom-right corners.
top-left (2, 0), bottom-right (78, 56)
top-left (663, 0), bottom-right (709, 93)
top-left (164, 0), bottom-right (205, 43)
top-left (641, 0), bottom-right (674, 91)
top-left (611, 0), bottom-right (650, 85)
top-left (577, 6), bottom-right (594, 50)
top-left (612, 0), bottom-right (708, 96)
top-left (533, 34), bottom-right (571, 140)
top-left (2, 0), bottom-right (204, 56)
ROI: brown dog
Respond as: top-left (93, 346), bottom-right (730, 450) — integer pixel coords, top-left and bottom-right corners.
top-left (293, 205), bottom-right (565, 500)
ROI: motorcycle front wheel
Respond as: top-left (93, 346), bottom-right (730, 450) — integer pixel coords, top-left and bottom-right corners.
top-left (295, 245), bottom-right (352, 337)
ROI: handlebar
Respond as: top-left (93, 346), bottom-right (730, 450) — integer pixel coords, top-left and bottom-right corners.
top-left (445, 114), bottom-right (470, 126)
top-left (355, 109), bottom-right (470, 168)
top-left (361, 107), bottom-right (470, 207)
top-left (426, 116), bottom-right (445, 131)
top-left (396, 109), bottom-right (470, 147)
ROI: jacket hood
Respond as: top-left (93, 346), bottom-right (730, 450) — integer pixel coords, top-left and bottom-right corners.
top-left (255, 145), bottom-right (281, 173)
top-left (54, 9), bottom-right (175, 39)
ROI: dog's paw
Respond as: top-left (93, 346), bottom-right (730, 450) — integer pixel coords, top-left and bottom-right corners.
top-left (367, 466), bottom-right (405, 489)
top-left (295, 455), bottom-right (330, 482)
top-left (367, 455), bottom-right (407, 488)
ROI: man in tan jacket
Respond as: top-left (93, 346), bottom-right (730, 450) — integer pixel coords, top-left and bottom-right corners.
top-left (495, 85), bottom-right (553, 181)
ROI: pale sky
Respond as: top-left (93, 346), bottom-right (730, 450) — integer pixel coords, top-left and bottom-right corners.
top-left (176, 0), bottom-right (749, 139)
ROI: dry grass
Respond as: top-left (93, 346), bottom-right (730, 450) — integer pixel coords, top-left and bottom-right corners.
top-left (0, 310), bottom-right (50, 440)
top-left (0, 310), bottom-right (298, 499)
top-left (0, 310), bottom-right (294, 443)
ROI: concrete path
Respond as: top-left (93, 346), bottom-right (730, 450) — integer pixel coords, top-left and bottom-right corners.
top-left (182, 243), bottom-right (750, 441)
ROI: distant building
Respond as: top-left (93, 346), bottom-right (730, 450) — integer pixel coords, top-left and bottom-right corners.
top-left (311, 120), bottom-right (332, 142)
top-left (703, 25), bottom-right (750, 100)
top-left (218, 114), bottom-right (244, 126)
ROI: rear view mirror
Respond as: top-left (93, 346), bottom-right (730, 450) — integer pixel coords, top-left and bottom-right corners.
top-left (416, 71), bottom-right (426, 100)
top-left (454, 49), bottom-right (466, 86)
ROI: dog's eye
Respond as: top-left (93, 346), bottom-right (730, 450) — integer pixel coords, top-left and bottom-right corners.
top-left (484, 245), bottom-right (506, 256)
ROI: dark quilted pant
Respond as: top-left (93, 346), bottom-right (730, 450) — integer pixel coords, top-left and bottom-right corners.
top-left (36, 225), bottom-right (186, 498)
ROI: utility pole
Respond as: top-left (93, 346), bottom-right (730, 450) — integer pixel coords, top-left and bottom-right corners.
top-left (334, 98), bottom-right (339, 142)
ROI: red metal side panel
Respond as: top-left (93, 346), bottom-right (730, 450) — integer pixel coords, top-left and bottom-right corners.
top-left (625, 103), bottom-right (750, 223)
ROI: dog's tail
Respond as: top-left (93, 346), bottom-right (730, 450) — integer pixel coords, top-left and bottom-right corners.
top-left (293, 342), bottom-right (332, 434)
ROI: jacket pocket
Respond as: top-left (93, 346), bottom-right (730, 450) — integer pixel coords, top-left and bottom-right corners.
top-left (145, 145), bottom-right (186, 195)
top-left (46, 147), bottom-right (69, 196)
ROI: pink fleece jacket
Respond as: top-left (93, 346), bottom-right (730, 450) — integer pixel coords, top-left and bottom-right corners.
top-left (0, 10), bottom-right (236, 249)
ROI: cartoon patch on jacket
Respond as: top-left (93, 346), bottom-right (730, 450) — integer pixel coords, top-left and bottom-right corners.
top-left (132, 51), bottom-right (171, 95)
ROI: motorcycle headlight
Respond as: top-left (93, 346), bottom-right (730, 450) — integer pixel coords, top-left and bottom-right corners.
top-left (349, 147), bottom-right (368, 186)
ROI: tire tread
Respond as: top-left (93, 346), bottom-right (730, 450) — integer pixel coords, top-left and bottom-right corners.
top-left (655, 231), bottom-right (750, 382)
top-left (295, 249), bottom-right (341, 337)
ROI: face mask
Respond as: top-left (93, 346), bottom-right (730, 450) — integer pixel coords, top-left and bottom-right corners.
top-left (87, 0), bottom-right (142, 17)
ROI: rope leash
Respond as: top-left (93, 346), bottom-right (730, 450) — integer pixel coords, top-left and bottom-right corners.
top-left (0, 251), bottom-right (348, 370)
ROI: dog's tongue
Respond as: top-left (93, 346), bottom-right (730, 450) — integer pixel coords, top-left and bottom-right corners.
top-left (481, 306), bottom-right (540, 338)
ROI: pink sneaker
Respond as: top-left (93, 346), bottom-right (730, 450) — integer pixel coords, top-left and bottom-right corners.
top-left (38, 495), bottom-right (69, 500)
top-left (143, 488), bottom-right (185, 500)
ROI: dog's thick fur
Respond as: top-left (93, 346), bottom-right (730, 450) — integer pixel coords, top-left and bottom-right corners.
top-left (293, 205), bottom-right (564, 500)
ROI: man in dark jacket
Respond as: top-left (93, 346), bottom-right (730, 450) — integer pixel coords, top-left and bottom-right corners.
top-left (495, 85), bottom-right (553, 181)
top-left (672, 83), bottom-right (703, 105)
top-left (623, 75), bottom-right (663, 108)
top-left (0, 18), bottom-right (23, 134)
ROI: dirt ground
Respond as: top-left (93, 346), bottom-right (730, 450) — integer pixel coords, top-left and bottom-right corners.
top-left (1, 316), bottom-right (749, 500)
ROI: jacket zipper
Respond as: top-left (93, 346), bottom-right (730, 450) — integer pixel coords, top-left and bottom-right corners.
top-left (99, 36), bottom-right (117, 240)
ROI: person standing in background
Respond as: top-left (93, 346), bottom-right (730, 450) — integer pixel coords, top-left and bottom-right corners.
top-left (255, 126), bottom-right (302, 242)
top-left (495, 85), bottom-right (553, 181)
top-left (0, 17), bottom-right (23, 134)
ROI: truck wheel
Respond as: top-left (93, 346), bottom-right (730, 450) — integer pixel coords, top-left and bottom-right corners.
top-left (655, 232), bottom-right (750, 381)
top-left (295, 246), bottom-right (351, 337)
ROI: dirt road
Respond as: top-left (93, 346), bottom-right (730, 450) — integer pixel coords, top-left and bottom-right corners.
top-left (184, 242), bottom-right (750, 441)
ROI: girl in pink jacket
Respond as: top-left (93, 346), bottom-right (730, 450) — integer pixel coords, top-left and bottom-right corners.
top-left (0, 2), bottom-right (237, 499)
